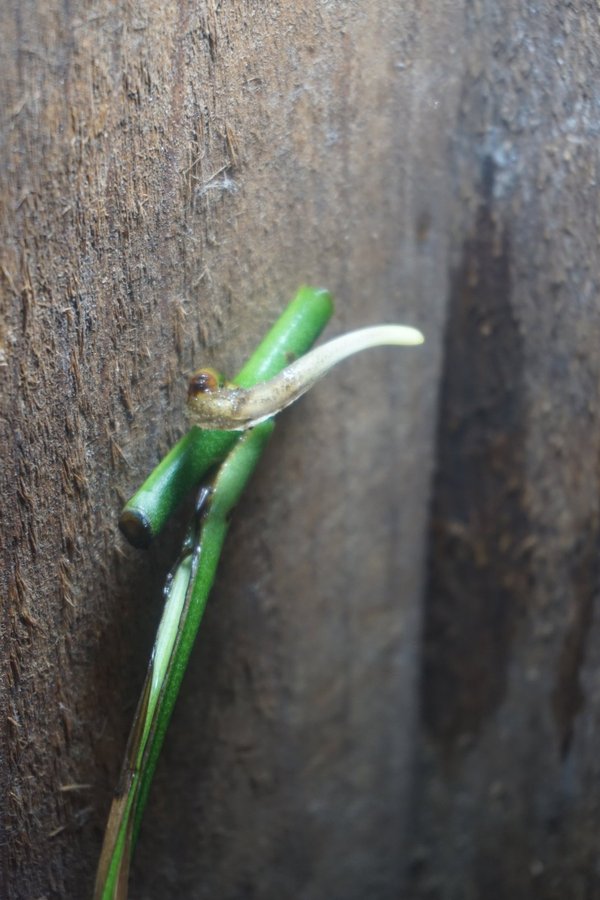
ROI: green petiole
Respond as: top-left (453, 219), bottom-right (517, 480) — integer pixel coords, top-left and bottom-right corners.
top-left (94, 424), bottom-right (274, 900)
top-left (119, 286), bottom-right (333, 547)
top-left (94, 290), bottom-right (333, 899)
top-left (132, 421), bottom-right (275, 842)
top-left (95, 284), bottom-right (424, 899)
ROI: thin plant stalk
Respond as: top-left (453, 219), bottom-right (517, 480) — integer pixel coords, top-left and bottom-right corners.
top-left (94, 422), bottom-right (274, 899)
top-left (95, 286), bottom-right (424, 899)
top-left (94, 290), bottom-right (333, 898)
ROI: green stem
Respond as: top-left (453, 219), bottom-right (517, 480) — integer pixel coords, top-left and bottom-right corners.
top-left (133, 421), bottom-right (275, 842)
top-left (119, 286), bottom-right (333, 547)
top-left (94, 289), bottom-right (333, 899)
top-left (95, 424), bottom-right (274, 900)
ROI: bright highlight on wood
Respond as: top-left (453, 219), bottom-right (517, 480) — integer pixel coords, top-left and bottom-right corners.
top-left (187, 324), bottom-right (425, 430)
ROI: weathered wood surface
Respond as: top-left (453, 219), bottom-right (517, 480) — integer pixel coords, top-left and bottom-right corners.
top-left (2, 1), bottom-right (599, 899)
top-left (1, 3), bottom-right (455, 897)
top-left (409, 5), bottom-right (600, 899)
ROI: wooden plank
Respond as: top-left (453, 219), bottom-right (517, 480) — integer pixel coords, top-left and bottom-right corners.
top-left (410, 3), bottom-right (600, 898)
top-left (0, 2), bottom-right (461, 896)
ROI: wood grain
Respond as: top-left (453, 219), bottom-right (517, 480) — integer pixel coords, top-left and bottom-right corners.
top-left (8, 2), bottom-right (598, 899)
top-left (411, 4), bottom-right (600, 899)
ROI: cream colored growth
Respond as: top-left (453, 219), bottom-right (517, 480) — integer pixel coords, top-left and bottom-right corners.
top-left (187, 324), bottom-right (425, 431)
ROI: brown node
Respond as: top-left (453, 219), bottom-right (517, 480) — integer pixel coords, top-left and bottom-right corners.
top-left (187, 367), bottom-right (224, 398)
